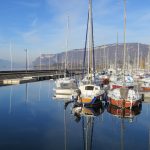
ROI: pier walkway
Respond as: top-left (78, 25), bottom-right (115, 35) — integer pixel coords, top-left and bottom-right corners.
top-left (0, 69), bottom-right (82, 85)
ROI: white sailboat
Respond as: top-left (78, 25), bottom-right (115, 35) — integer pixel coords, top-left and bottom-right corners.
top-left (108, 0), bottom-right (142, 108)
top-left (54, 16), bottom-right (78, 99)
top-left (75, 0), bottom-right (105, 107)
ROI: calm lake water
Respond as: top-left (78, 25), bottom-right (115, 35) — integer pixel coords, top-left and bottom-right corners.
top-left (0, 80), bottom-right (150, 150)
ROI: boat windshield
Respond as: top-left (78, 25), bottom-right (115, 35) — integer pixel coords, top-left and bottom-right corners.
top-left (85, 86), bottom-right (94, 90)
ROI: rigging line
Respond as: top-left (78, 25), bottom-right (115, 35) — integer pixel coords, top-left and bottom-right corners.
top-left (82, 7), bottom-right (89, 79)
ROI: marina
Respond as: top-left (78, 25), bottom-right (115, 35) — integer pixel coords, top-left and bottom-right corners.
top-left (0, 0), bottom-right (150, 149)
top-left (0, 80), bottom-right (149, 150)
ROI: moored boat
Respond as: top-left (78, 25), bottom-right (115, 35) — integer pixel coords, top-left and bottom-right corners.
top-left (108, 0), bottom-right (143, 109)
top-left (75, 0), bottom-right (105, 107)
top-left (54, 16), bottom-right (78, 98)
top-left (141, 81), bottom-right (150, 92)
top-left (54, 78), bottom-right (78, 97)
top-left (78, 84), bottom-right (105, 107)
top-left (110, 74), bottom-right (134, 90)
top-left (108, 87), bottom-right (142, 108)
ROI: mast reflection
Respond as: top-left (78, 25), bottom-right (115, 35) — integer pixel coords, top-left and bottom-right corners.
top-left (72, 105), bottom-right (104, 150)
top-left (107, 104), bottom-right (142, 150)
top-left (9, 86), bottom-right (13, 114)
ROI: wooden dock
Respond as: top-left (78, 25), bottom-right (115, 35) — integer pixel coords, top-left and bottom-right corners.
top-left (0, 69), bottom-right (82, 86)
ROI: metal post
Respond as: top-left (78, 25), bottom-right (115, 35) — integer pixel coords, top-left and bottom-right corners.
top-left (25, 49), bottom-right (28, 72)
top-left (10, 41), bottom-right (13, 71)
top-left (49, 55), bottom-right (50, 70)
top-left (40, 52), bottom-right (41, 70)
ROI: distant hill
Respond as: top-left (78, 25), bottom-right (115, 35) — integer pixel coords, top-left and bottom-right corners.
top-left (0, 59), bottom-right (11, 70)
top-left (0, 59), bottom-right (25, 71)
top-left (33, 43), bottom-right (150, 70)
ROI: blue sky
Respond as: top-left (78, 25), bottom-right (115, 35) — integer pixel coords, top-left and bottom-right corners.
top-left (0, 0), bottom-right (150, 63)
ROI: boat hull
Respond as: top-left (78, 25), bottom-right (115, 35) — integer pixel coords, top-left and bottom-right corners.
top-left (141, 87), bottom-right (150, 92)
top-left (54, 88), bottom-right (76, 95)
top-left (80, 95), bottom-right (103, 107)
top-left (110, 82), bottom-right (135, 90)
top-left (112, 84), bottom-right (123, 89)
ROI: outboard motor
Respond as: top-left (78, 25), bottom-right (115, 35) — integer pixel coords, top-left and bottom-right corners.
top-left (72, 89), bottom-right (81, 101)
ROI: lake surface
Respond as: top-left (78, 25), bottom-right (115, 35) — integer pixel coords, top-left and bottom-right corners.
top-left (0, 80), bottom-right (150, 150)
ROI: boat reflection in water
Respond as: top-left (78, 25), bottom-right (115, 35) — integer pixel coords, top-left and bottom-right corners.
top-left (53, 91), bottom-right (73, 101)
top-left (54, 90), bottom-right (105, 150)
top-left (107, 104), bottom-right (142, 122)
top-left (107, 104), bottom-right (142, 150)
top-left (53, 94), bottom-right (72, 150)
top-left (72, 105), bottom-right (104, 150)
top-left (72, 105), bottom-right (104, 119)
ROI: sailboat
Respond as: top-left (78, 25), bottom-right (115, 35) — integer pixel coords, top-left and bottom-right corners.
top-left (75, 0), bottom-right (105, 107)
top-left (54, 17), bottom-right (78, 99)
top-left (108, 0), bottom-right (142, 108)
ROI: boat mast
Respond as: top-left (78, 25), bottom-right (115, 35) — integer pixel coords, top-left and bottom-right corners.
top-left (65, 16), bottom-right (69, 78)
top-left (137, 43), bottom-right (140, 72)
top-left (39, 51), bottom-right (41, 70)
top-left (123, 0), bottom-right (127, 79)
top-left (115, 32), bottom-right (118, 71)
top-left (104, 46), bottom-right (106, 70)
top-left (148, 46), bottom-right (150, 73)
top-left (88, 0), bottom-right (95, 83)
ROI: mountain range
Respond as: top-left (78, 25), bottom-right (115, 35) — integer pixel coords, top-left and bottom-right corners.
top-left (33, 43), bottom-right (150, 70)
